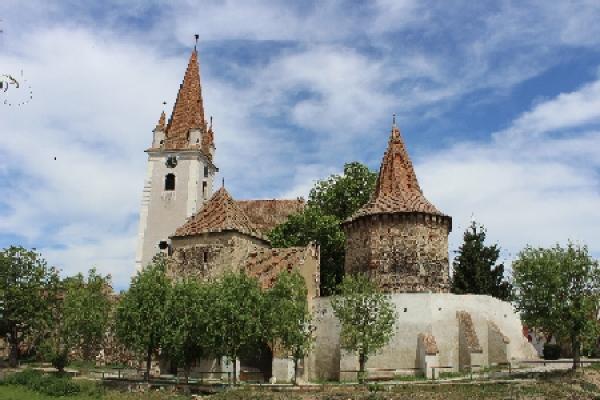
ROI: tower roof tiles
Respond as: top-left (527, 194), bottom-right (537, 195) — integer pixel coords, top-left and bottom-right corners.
top-left (345, 123), bottom-right (446, 223)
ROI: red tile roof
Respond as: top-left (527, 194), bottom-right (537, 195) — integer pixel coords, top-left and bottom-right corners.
top-left (173, 187), bottom-right (265, 240)
top-left (237, 199), bottom-right (304, 234)
top-left (155, 111), bottom-right (166, 131)
top-left (244, 247), bottom-right (308, 289)
top-left (346, 123), bottom-right (446, 223)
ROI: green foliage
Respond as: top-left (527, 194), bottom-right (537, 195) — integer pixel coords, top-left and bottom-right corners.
top-left (4, 369), bottom-right (83, 397)
top-left (331, 274), bottom-right (396, 382)
top-left (0, 246), bottom-right (61, 367)
top-left (269, 162), bottom-right (377, 295)
top-left (513, 243), bottom-right (600, 369)
top-left (115, 255), bottom-right (171, 379)
top-left (211, 272), bottom-right (265, 384)
top-left (63, 268), bottom-right (112, 361)
top-left (265, 270), bottom-right (313, 384)
top-left (308, 162), bottom-right (378, 221)
top-left (162, 279), bottom-right (214, 378)
top-left (451, 221), bottom-right (512, 300)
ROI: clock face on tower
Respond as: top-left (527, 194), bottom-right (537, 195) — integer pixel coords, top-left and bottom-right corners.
top-left (166, 156), bottom-right (178, 168)
top-left (1, 71), bottom-right (33, 107)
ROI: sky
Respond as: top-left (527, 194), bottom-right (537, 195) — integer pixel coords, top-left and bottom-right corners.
top-left (0, 0), bottom-right (599, 291)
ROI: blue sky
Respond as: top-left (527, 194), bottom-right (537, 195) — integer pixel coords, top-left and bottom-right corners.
top-left (1, 0), bottom-right (599, 290)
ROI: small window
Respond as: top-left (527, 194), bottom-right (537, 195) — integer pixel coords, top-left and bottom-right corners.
top-left (203, 251), bottom-right (208, 263)
top-left (165, 174), bottom-right (175, 191)
top-left (202, 181), bottom-right (207, 197)
top-left (203, 166), bottom-right (209, 177)
top-left (158, 241), bottom-right (168, 250)
top-left (196, 138), bottom-right (200, 144)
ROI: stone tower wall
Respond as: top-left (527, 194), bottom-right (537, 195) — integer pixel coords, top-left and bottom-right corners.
top-left (344, 213), bottom-right (450, 293)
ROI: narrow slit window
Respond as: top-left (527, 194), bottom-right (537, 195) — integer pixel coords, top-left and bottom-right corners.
top-left (165, 173), bottom-right (175, 191)
top-left (203, 165), bottom-right (209, 177)
top-left (202, 181), bottom-right (207, 197)
top-left (203, 251), bottom-right (208, 263)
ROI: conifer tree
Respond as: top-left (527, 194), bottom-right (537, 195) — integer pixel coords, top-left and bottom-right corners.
top-left (451, 221), bottom-right (512, 300)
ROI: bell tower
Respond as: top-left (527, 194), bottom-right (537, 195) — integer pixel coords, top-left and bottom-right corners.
top-left (135, 46), bottom-right (217, 271)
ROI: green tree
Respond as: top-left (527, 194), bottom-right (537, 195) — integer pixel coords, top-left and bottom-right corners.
top-left (265, 270), bottom-right (313, 384)
top-left (162, 279), bottom-right (214, 382)
top-left (0, 246), bottom-right (60, 367)
top-left (269, 162), bottom-right (377, 295)
top-left (115, 255), bottom-right (170, 380)
top-left (211, 272), bottom-right (265, 384)
top-left (513, 243), bottom-right (600, 370)
top-left (269, 208), bottom-right (345, 295)
top-left (308, 162), bottom-right (378, 221)
top-left (451, 221), bottom-right (512, 300)
top-left (331, 274), bottom-right (396, 383)
top-left (63, 268), bottom-right (112, 361)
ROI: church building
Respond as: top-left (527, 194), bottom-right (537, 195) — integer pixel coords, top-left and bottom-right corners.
top-left (135, 45), bottom-right (536, 383)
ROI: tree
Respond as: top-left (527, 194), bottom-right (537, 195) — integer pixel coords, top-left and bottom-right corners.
top-left (115, 255), bottom-right (170, 380)
top-left (0, 246), bottom-right (60, 367)
top-left (269, 208), bottom-right (345, 295)
top-left (308, 162), bottom-right (378, 221)
top-left (331, 274), bottom-right (396, 383)
top-left (269, 162), bottom-right (377, 295)
top-left (162, 279), bottom-right (214, 382)
top-left (211, 272), bottom-right (265, 385)
top-left (513, 243), bottom-right (600, 370)
top-left (451, 221), bottom-right (512, 300)
top-left (63, 268), bottom-right (112, 361)
top-left (265, 270), bottom-right (313, 385)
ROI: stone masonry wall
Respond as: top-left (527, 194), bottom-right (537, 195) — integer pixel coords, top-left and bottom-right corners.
top-left (168, 231), bottom-right (269, 281)
top-left (344, 213), bottom-right (450, 293)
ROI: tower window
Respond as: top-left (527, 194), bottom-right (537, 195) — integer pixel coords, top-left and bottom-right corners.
top-left (203, 251), bottom-right (208, 263)
top-left (202, 181), bottom-right (207, 197)
top-left (165, 173), bottom-right (176, 191)
top-left (204, 166), bottom-right (209, 177)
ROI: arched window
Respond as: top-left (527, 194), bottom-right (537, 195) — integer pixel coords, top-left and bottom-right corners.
top-left (165, 173), bottom-right (175, 191)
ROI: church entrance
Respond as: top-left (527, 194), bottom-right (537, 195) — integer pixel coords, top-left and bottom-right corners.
top-left (239, 342), bottom-right (273, 383)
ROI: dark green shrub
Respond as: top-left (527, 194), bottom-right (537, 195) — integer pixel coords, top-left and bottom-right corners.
top-left (37, 376), bottom-right (80, 396)
top-left (543, 343), bottom-right (561, 360)
top-left (5, 368), bottom-right (43, 386)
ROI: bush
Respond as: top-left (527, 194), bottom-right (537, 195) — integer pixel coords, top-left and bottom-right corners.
top-left (4, 368), bottom-right (81, 397)
top-left (543, 343), bottom-right (561, 360)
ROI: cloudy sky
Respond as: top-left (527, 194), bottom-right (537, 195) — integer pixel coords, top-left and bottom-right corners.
top-left (1, 0), bottom-right (599, 290)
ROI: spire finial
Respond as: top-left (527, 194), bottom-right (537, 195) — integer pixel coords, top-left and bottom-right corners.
top-left (222, 177), bottom-right (225, 188)
top-left (392, 113), bottom-right (396, 127)
top-left (210, 116), bottom-right (213, 129)
top-left (194, 34), bottom-right (199, 50)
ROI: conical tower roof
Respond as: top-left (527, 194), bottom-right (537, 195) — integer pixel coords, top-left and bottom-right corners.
top-left (172, 187), bottom-right (265, 240)
top-left (163, 48), bottom-right (210, 151)
top-left (345, 122), bottom-right (445, 223)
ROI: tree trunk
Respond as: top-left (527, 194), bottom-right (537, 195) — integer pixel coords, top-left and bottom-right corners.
top-left (358, 353), bottom-right (367, 384)
top-left (8, 326), bottom-right (19, 368)
top-left (293, 357), bottom-right (299, 386)
top-left (146, 346), bottom-right (152, 382)
top-left (572, 335), bottom-right (581, 371)
top-left (232, 354), bottom-right (237, 385)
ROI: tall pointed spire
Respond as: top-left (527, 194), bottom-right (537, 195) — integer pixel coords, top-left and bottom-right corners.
top-left (345, 118), bottom-right (444, 222)
top-left (164, 46), bottom-right (206, 149)
top-left (155, 111), bottom-right (166, 131)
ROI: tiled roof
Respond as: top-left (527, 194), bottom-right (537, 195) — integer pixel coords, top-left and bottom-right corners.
top-left (244, 247), bottom-right (308, 289)
top-left (237, 199), bottom-right (305, 234)
top-left (345, 124), bottom-right (446, 223)
top-left (173, 187), bottom-right (265, 240)
top-left (155, 111), bottom-right (166, 131)
top-left (148, 48), bottom-right (214, 159)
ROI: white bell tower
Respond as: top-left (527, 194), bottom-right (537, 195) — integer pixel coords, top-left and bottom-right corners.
top-left (135, 47), bottom-right (217, 271)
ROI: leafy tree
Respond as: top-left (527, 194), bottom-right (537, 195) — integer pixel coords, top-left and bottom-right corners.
top-left (513, 243), bottom-right (600, 370)
top-left (308, 162), bottom-right (378, 221)
top-left (63, 268), bottom-right (112, 361)
top-left (265, 270), bottom-right (313, 384)
top-left (0, 246), bottom-right (60, 367)
top-left (211, 272), bottom-right (265, 384)
top-left (451, 221), bottom-right (512, 300)
top-left (331, 274), bottom-right (396, 383)
top-left (269, 208), bottom-right (345, 295)
top-left (162, 279), bottom-right (214, 382)
top-left (115, 255), bottom-right (170, 380)
top-left (269, 162), bottom-right (377, 295)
